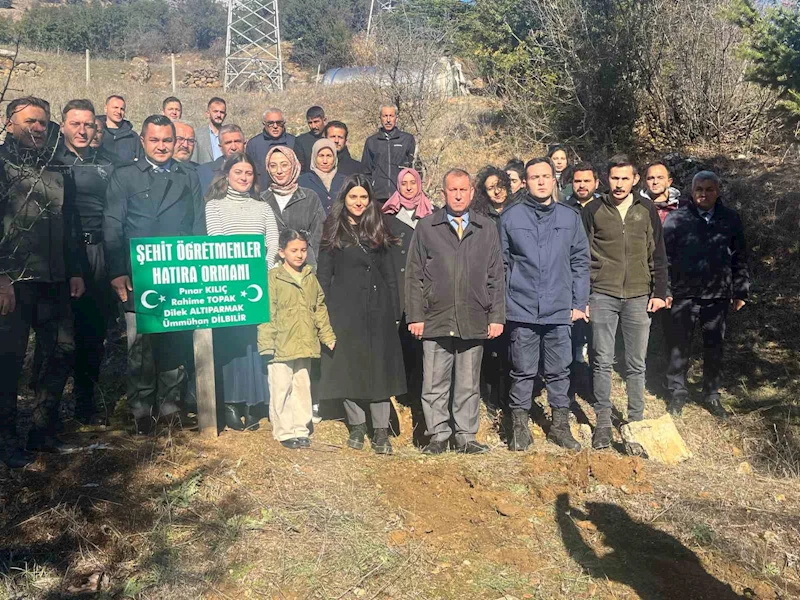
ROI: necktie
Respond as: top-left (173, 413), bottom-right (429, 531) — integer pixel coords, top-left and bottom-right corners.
top-left (701, 211), bottom-right (711, 223)
top-left (454, 216), bottom-right (463, 240)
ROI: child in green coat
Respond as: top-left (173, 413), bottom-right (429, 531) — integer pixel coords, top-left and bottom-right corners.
top-left (258, 229), bottom-right (336, 449)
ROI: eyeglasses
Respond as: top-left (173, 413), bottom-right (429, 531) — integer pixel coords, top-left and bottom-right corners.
top-left (176, 137), bottom-right (196, 145)
top-left (264, 120), bottom-right (285, 127)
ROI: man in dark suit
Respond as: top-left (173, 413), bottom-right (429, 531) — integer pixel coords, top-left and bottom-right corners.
top-left (103, 115), bottom-right (204, 435)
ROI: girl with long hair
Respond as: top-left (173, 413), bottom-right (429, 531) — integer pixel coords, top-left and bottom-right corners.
top-left (317, 174), bottom-right (407, 455)
top-left (205, 152), bottom-right (279, 431)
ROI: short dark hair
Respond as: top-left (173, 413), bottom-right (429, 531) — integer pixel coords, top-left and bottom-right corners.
top-left (442, 168), bottom-right (472, 190)
top-left (306, 106), bottom-right (325, 120)
top-left (571, 161), bottom-right (598, 180)
top-left (524, 157), bottom-right (556, 177)
top-left (547, 144), bottom-right (568, 159)
top-left (162, 96), bottom-right (181, 109)
top-left (6, 96), bottom-right (50, 120)
top-left (606, 154), bottom-right (638, 176)
top-left (105, 94), bottom-right (125, 105)
top-left (324, 120), bottom-right (349, 139)
top-left (140, 114), bottom-right (175, 137)
top-left (279, 228), bottom-right (309, 250)
top-left (61, 99), bottom-right (95, 120)
top-left (504, 158), bottom-right (525, 178)
top-left (644, 161), bottom-right (670, 178)
top-left (207, 97), bottom-right (226, 108)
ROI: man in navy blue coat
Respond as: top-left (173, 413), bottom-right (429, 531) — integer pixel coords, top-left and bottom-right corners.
top-left (500, 157), bottom-right (590, 452)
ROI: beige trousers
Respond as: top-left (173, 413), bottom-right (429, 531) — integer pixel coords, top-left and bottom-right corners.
top-left (268, 358), bottom-right (312, 441)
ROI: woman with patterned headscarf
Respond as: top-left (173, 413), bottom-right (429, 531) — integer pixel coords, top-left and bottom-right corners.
top-left (261, 146), bottom-right (326, 267)
top-left (299, 138), bottom-right (346, 215)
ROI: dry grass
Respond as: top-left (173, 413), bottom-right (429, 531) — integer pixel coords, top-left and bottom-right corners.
top-left (1, 49), bottom-right (800, 600)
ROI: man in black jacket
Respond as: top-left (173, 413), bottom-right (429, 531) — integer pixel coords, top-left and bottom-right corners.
top-left (104, 115), bottom-right (204, 435)
top-left (98, 94), bottom-right (140, 162)
top-left (1, 96), bottom-right (86, 467)
top-left (361, 105), bottom-right (415, 203)
top-left (295, 106), bottom-right (326, 173)
top-left (325, 120), bottom-right (363, 176)
top-left (245, 107), bottom-right (295, 190)
top-left (406, 169), bottom-right (505, 455)
top-left (664, 170), bottom-right (749, 419)
top-left (53, 99), bottom-right (120, 423)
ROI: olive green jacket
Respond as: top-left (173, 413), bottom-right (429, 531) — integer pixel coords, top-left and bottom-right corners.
top-left (257, 264), bottom-right (335, 362)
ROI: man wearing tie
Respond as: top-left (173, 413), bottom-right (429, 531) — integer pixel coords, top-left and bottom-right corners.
top-left (103, 115), bottom-right (205, 435)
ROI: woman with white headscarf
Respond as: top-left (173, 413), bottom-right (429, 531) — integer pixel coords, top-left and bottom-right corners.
top-left (299, 138), bottom-right (346, 215)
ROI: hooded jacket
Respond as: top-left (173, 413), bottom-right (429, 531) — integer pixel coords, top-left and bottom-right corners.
top-left (245, 130), bottom-right (296, 190)
top-left (257, 264), bottom-right (335, 361)
top-left (97, 115), bottom-right (141, 162)
top-left (500, 196), bottom-right (590, 325)
top-left (361, 127), bottom-right (415, 200)
top-left (0, 138), bottom-right (83, 282)
top-left (664, 200), bottom-right (749, 300)
top-left (581, 193), bottom-right (668, 300)
top-left (640, 187), bottom-right (682, 224)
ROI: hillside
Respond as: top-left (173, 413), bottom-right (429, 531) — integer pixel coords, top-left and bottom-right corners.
top-left (1, 49), bottom-right (799, 600)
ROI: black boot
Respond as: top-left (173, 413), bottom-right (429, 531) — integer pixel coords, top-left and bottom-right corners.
top-left (667, 394), bottom-right (687, 418)
top-left (592, 427), bottom-right (613, 450)
top-left (1, 446), bottom-right (35, 468)
top-left (224, 403), bottom-right (246, 431)
top-left (547, 407), bottom-right (581, 451)
top-left (347, 423), bottom-right (367, 450)
top-left (509, 409), bottom-right (532, 451)
top-left (372, 428), bottom-right (393, 455)
top-left (243, 405), bottom-right (260, 431)
top-left (705, 395), bottom-right (730, 420)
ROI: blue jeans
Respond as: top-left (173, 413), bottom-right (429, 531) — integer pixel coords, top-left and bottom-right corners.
top-left (589, 293), bottom-right (651, 425)
top-left (508, 322), bottom-right (572, 411)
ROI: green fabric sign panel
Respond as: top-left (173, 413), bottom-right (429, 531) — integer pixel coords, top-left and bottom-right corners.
top-left (130, 235), bottom-right (270, 334)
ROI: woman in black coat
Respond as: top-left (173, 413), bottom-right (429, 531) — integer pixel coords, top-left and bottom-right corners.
top-left (298, 138), bottom-right (346, 214)
top-left (381, 168), bottom-right (433, 436)
top-left (317, 174), bottom-right (407, 455)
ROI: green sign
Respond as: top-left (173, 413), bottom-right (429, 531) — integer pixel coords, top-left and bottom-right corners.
top-left (130, 235), bottom-right (270, 334)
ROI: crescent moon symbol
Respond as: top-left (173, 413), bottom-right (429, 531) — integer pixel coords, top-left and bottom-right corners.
top-left (141, 290), bottom-right (160, 310)
top-left (246, 284), bottom-right (263, 302)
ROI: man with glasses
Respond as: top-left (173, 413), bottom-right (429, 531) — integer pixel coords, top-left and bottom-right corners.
top-left (173, 121), bottom-right (198, 167)
top-left (194, 97), bottom-right (227, 164)
top-left (245, 107), bottom-right (296, 189)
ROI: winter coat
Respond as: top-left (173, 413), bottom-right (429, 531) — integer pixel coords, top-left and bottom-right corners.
top-left (336, 147), bottom-right (364, 177)
top-left (316, 243), bottom-right (407, 401)
top-left (486, 198), bottom-right (519, 235)
top-left (500, 197), bottom-right (590, 325)
top-left (103, 159), bottom-right (204, 310)
top-left (664, 201), bottom-right (750, 300)
top-left (260, 186), bottom-right (325, 267)
top-left (0, 138), bottom-right (83, 283)
top-left (384, 211), bottom-right (419, 316)
top-left (361, 127), bottom-right (415, 200)
top-left (97, 116), bottom-right (141, 163)
top-left (258, 264), bottom-right (335, 362)
top-left (640, 187), bottom-right (682, 224)
top-left (294, 131), bottom-right (324, 173)
top-left (197, 156), bottom-right (223, 196)
top-left (405, 208), bottom-right (505, 340)
top-left (245, 130), bottom-right (296, 190)
top-left (581, 193), bottom-right (668, 300)
top-left (53, 143), bottom-right (120, 235)
top-left (298, 171), bottom-right (346, 215)
top-left (561, 193), bottom-right (599, 213)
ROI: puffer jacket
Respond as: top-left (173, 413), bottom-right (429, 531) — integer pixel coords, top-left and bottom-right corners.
top-left (260, 186), bottom-right (325, 267)
top-left (257, 264), bottom-right (335, 361)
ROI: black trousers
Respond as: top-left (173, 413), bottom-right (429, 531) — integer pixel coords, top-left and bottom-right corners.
top-left (666, 298), bottom-right (728, 400)
top-left (0, 282), bottom-right (75, 450)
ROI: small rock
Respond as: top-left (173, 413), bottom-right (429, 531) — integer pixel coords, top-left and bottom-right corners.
top-left (737, 461), bottom-right (753, 476)
top-left (619, 414), bottom-right (692, 464)
top-left (387, 529), bottom-right (408, 546)
top-left (492, 499), bottom-right (522, 518)
top-left (774, 494), bottom-right (786, 503)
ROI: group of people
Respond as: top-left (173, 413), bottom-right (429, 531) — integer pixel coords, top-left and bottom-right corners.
top-left (0, 92), bottom-right (749, 468)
